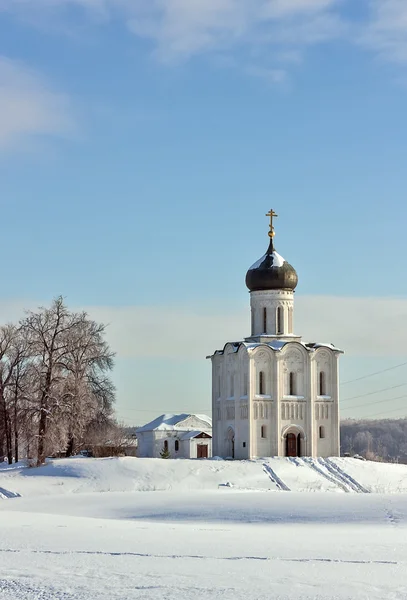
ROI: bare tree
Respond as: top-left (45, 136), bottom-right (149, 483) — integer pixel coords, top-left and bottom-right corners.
top-left (0, 325), bottom-right (27, 464)
top-left (20, 297), bottom-right (116, 465)
top-left (60, 318), bottom-right (115, 457)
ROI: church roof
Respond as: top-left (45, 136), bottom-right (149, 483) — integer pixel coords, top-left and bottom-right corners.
top-left (245, 210), bottom-right (298, 292)
top-left (180, 430), bottom-right (213, 440)
top-left (136, 413), bottom-right (212, 433)
top-left (208, 340), bottom-right (343, 358)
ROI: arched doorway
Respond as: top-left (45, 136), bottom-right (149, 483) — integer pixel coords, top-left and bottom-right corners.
top-left (281, 425), bottom-right (305, 458)
top-left (227, 427), bottom-right (235, 459)
top-left (285, 433), bottom-right (301, 457)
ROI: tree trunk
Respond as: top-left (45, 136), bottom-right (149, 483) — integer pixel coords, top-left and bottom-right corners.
top-left (37, 408), bottom-right (48, 466)
top-left (0, 390), bottom-right (12, 464)
top-left (66, 435), bottom-right (74, 458)
top-left (14, 396), bottom-right (18, 463)
top-left (4, 413), bottom-right (12, 465)
top-left (14, 427), bottom-right (18, 464)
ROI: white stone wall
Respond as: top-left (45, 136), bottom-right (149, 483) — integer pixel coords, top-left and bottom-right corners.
top-left (250, 290), bottom-right (294, 337)
top-left (211, 340), bottom-right (341, 459)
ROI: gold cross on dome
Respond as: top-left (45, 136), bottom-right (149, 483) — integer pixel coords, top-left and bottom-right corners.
top-left (266, 209), bottom-right (278, 238)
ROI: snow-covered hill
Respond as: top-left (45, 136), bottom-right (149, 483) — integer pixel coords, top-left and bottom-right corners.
top-left (1, 455), bottom-right (406, 498)
top-left (1, 457), bottom-right (407, 600)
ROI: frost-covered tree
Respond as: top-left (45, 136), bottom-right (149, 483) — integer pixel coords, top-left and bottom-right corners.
top-left (0, 325), bottom-right (27, 464)
top-left (20, 297), bottom-right (115, 466)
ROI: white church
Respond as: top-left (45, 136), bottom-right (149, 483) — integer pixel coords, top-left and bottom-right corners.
top-left (208, 210), bottom-right (343, 459)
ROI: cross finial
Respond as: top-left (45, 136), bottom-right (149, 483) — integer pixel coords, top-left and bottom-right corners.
top-left (266, 209), bottom-right (278, 239)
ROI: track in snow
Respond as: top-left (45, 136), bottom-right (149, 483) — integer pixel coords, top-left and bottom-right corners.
top-left (301, 458), bottom-right (352, 493)
top-left (262, 463), bottom-right (290, 491)
top-left (0, 487), bottom-right (20, 499)
top-left (321, 459), bottom-right (369, 493)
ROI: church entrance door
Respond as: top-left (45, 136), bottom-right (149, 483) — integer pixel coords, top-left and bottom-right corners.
top-left (286, 433), bottom-right (298, 457)
top-left (197, 444), bottom-right (208, 458)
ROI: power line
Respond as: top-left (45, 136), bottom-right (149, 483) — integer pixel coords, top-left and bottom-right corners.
top-left (359, 406), bottom-right (407, 420)
top-left (341, 383), bottom-right (407, 403)
top-left (341, 393), bottom-right (407, 413)
top-left (340, 361), bottom-right (407, 385)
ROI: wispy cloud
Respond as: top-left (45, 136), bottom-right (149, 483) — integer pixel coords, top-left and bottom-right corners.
top-left (0, 0), bottom-right (346, 69)
top-left (2, 295), bottom-right (405, 360)
top-left (363, 0), bottom-right (407, 63)
top-left (89, 295), bottom-right (407, 360)
top-left (0, 56), bottom-right (75, 151)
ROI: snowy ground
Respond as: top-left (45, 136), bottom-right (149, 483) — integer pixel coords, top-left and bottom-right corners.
top-left (1, 457), bottom-right (407, 599)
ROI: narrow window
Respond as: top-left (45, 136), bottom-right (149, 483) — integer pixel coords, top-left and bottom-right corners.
top-left (175, 440), bottom-right (179, 452)
top-left (289, 371), bottom-right (296, 395)
top-left (319, 371), bottom-right (326, 396)
top-left (217, 374), bottom-right (221, 398)
top-left (319, 426), bottom-right (325, 439)
top-left (263, 307), bottom-right (267, 333)
top-left (261, 425), bottom-right (267, 439)
top-left (243, 372), bottom-right (248, 396)
top-left (251, 310), bottom-right (255, 335)
top-left (277, 306), bottom-right (283, 334)
top-left (288, 308), bottom-right (293, 333)
top-left (243, 442), bottom-right (246, 448)
top-left (164, 440), bottom-right (168, 451)
top-left (230, 374), bottom-right (234, 397)
top-left (259, 371), bottom-right (265, 395)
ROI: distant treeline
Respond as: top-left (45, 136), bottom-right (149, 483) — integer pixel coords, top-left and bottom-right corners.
top-left (340, 418), bottom-right (407, 462)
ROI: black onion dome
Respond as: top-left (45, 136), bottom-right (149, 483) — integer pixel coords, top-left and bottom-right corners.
top-left (245, 238), bottom-right (298, 292)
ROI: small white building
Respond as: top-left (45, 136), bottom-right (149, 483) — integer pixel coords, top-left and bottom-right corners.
top-left (136, 414), bottom-right (212, 459)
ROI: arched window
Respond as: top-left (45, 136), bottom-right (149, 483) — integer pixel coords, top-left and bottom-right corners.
top-left (259, 371), bottom-right (265, 395)
top-left (289, 371), bottom-right (296, 395)
top-left (175, 440), bottom-right (179, 452)
top-left (319, 371), bottom-right (326, 396)
top-left (164, 440), bottom-right (168, 451)
top-left (217, 374), bottom-right (221, 399)
top-left (288, 308), bottom-right (293, 333)
top-left (261, 425), bottom-right (267, 439)
top-left (277, 306), bottom-right (283, 334)
top-left (230, 374), bottom-right (234, 398)
top-left (263, 307), bottom-right (267, 333)
top-left (319, 426), bottom-right (325, 439)
top-left (251, 310), bottom-right (255, 335)
top-left (243, 373), bottom-right (248, 396)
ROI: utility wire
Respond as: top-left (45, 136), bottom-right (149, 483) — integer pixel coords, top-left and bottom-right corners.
top-left (341, 383), bottom-right (407, 403)
top-left (340, 361), bottom-right (407, 385)
top-left (341, 393), bottom-right (407, 413)
top-left (359, 405), bottom-right (407, 420)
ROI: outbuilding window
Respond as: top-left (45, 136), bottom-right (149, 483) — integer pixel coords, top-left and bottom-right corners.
top-left (164, 440), bottom-right (168, 451)
top-left (175, 440), bottom-right (179, 452)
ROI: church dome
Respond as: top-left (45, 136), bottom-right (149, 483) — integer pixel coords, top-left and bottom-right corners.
top-left (245, 210), bottom-right (298, 292)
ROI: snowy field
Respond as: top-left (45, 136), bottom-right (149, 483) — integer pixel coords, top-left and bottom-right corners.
top-left (1, 457), bottom-right (407, 600)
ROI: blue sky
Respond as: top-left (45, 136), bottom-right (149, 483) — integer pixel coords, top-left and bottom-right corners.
top-left (1, 0), bottom-right (407, 424)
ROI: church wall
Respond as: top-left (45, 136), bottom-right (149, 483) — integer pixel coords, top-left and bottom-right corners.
top-left (250, 348), bottom-right (275, 457)
top-left (312, 348), bottom-right (340, 457)
top-left (211, 346), bottom-right (251, 459)
top-left (278, 344), bottom-right (311, 456)
top-left (250, 290), bottom-right (294, 336)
